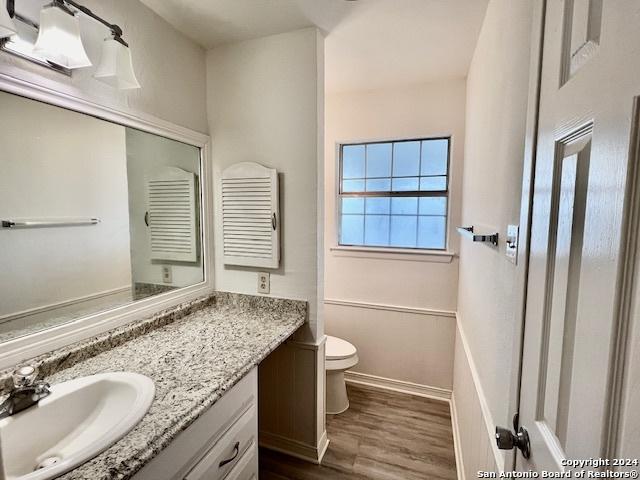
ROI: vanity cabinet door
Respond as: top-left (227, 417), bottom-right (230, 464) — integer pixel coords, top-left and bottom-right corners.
top-left (133, 368), bottom-right (257, 480)
top-left (183, 403), bottom-right (257, 480)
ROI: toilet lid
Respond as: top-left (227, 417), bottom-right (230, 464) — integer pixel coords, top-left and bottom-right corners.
top-left (326, 335), bottom-right (357, 360)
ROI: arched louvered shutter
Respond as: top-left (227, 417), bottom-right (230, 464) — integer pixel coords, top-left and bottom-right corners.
top-left (222, 162), bottom-right (280, 268)
top-left (147, 167), bottom-right (198, 263)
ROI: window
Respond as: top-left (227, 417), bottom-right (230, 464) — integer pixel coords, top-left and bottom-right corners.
top-left (338, 137), bottom-right (450, 250)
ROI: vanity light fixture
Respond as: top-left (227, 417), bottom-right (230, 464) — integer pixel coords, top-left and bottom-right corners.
top-left (0, 0), bottom-right (17, 38)
top-left (33, 1), bottom-right (91, 69)
top-left (1, 0), bottom-right (140, 89)
top-left (94, 34), bottom-right (140, 90)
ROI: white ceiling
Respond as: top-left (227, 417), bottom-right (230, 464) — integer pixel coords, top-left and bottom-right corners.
top-left (139, 0), bottom-right (488, 93)
top-left (138, 0), bottom-right (351, 48)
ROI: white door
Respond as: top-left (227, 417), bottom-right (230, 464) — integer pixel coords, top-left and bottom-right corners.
top-left (515, 0), bottom-right (640, 472)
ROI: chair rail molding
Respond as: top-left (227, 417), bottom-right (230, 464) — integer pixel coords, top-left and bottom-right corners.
top-left (324, 298), bottom-right (456, 318)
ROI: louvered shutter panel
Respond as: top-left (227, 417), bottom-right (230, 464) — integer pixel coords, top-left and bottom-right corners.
top-left (222, 162), bottom-right (280, 268)
top-left (147, 167), bottom-right (198, 262)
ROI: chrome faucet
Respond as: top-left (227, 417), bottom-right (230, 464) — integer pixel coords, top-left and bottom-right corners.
top-left (0, 366), bottom-right (51, 419)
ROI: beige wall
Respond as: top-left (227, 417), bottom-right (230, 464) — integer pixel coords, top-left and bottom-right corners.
top-left (453, 0), bottom-right (533, 472)
top-left (0, 0), bottom-right (208, 133)
top-left (326, 303), bottom-right (456, 390)
top-left (207, 28), bottom-right (323, 342)
top-left (206, 28), bottom-right (326, 461)
top-left (324, 80), bottom-right (466, 389)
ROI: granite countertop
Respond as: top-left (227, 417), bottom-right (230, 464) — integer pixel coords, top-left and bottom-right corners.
top-left (1, 291), bottom-right (306, 480)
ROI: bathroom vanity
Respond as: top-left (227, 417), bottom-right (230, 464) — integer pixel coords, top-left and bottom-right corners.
top-left (136, 368), bottom-right (258, 480)
top-left (0, 292), bottom-right (306, 480)
top-left (0, 75), bottom-right (314, 480)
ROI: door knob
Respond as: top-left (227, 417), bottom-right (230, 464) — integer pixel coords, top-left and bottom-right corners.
top-left (495, 414), bottom-right (531, 459)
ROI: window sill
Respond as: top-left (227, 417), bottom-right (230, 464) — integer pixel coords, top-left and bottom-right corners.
top-left (329, 246), bottom-right (457, 263)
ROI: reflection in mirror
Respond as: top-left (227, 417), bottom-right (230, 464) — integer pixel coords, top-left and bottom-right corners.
top-left (0, 91), bottom-right (204, 343)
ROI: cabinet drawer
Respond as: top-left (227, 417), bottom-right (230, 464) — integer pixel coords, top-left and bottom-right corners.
top-left (184, 403), bottom-right (257, 480)
top-left (134, 368), bottom-right (257, 480)
top-left (225, 445), bottom-right (258, 480)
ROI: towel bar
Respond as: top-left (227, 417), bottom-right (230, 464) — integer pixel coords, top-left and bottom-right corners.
top-left (456, 226), bottom-right (499, 246)
top-left (1, 218), bottom-right (100, 229)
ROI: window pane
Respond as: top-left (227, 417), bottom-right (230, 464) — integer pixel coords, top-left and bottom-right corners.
top-left (366, 197), bottom-right (391, 214)
top-left (339, 138), bottom-right (449, 250)
top-left (390, 215), bottom-right (417, 247)
top-left (342, 145), bottom-right (365, 179)
top-left (343, 179), bottom-right (365, 192)
top-left (365, 215), bottom-right (390, 246)
top-left (391, 197), bottom-right (418, 215)
top-left (419, 176), bottom-right (447, 191)
top-left (419, 197), bottom-right (447, 216)
top-left (392, 141), bottom-right (420, 177)
top-left (366, 143), bottom-right (392, 178)
top-left (366, 178), bottom-right (391, 192)
top-left (392, 177), bottom-right (419, 191)
top-left (418, 216), bottom-right (446, 249)
top-left (341, 197), bottom-right (364, 214)
top-left (421, 139), bottom-right (449, 176)
top-left (341, 214), bottom-right (364, 245)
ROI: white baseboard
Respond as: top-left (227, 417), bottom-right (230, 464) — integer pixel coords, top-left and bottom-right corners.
top-left (260, 430), bottom-right (329, 465)
top-left (317, 429), bottom-right (330, 463)
top-left (450, 391), bottom-right (466, 480)
top-left (344, 370), bottom-right (452, 402)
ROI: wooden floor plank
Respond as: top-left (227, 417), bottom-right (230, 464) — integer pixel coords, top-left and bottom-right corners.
top-left (259, 383), bottom-right (457, 479)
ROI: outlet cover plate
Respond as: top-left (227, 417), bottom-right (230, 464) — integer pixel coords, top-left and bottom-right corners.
top-left (162, 265), bottom-right (172, 283)
top-left (506, 224), bottom-right (519, 264)
top-left (258, 272), bottom-right (270, 294)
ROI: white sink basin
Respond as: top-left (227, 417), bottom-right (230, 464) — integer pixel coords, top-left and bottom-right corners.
top-left (0, 372), bottom-right (155, 480)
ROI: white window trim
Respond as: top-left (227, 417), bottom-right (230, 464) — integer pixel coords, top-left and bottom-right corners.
top-left (335, 136), bottom-right (452, 253)
top-left (329, 245), bottom-right (456, 263)
top-left (0, 73), bottom-right (214, 370)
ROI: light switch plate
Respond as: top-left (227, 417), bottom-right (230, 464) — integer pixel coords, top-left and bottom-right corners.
top-left (162, 265), bottom-right (172, 283)
top-left (506, 225), bottom-right (519, 264)
top-left (258, 272), bottom-right (270, 294)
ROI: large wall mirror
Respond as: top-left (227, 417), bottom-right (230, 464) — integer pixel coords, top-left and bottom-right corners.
top-left (0, 90), bottom-right (205, 344)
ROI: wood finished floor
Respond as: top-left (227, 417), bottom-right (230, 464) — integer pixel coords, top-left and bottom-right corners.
top-left (259, 383), bottom-right (457, 480)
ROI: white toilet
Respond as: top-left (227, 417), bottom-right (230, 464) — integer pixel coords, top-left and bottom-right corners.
top-left (325, 335), bottom-right (358, 414)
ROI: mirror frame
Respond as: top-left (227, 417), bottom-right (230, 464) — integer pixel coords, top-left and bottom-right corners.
top-left (0, 73), bottom-right (214, 369)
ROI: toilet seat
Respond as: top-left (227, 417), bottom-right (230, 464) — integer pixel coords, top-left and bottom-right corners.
top-left (326, 335), bottom-right (357, 360)
top-left (325, 336), bottom-right (358, 371)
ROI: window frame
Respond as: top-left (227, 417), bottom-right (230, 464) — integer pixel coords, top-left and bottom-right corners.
top-left (337, 136), bottom-right (451, 252)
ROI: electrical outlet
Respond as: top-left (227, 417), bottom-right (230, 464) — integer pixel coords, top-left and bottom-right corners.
top-left (162, 265), bottom-right (172, 284)
top-left (257, 272), bottom-right (270, 294)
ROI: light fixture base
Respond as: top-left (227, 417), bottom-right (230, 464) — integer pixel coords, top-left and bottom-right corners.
top-left (0, 37), bottom-right (71, 76)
